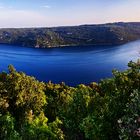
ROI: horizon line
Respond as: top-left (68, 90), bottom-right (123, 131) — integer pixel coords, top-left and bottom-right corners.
top-left (0, 21), bottom-right (140, 29)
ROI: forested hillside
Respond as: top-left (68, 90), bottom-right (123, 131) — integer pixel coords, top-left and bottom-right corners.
top-left (1, 60), bottom-right (140, 139)
top-left (0, 22), bottom-right (140, 48)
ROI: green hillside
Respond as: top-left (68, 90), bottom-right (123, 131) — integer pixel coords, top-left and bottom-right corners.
top-left (0, 22), bottom-right (140, 48)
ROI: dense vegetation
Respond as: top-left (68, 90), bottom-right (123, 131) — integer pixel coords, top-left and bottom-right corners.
top-left (1, 60), bottom-right (140, 139)
top-left (0, 22), bottom-right (140, 48)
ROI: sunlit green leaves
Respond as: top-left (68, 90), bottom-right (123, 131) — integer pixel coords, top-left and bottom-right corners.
top-left (0, 60), bottom-right (140, 139)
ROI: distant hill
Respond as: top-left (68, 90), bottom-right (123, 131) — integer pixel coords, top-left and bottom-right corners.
top-left (0, 22), bottom-right (140, 48)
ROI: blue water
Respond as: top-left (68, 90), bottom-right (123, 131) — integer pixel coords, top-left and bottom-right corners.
top-left (0, 40), bottom-right (140, 86)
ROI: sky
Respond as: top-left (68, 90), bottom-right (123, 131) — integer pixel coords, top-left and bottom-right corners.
top-left (0, 0), bottom-right (139, 28)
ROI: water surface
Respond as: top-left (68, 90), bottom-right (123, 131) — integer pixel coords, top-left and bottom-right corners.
top-left (0, 40), bottom-right (140, 86)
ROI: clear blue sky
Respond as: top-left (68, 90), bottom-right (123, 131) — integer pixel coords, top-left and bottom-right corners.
top-left (0, 0), bottom-right (139, 28)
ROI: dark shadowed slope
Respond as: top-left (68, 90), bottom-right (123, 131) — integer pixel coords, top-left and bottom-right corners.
top-left (0, 22), bottom-right (140, 48)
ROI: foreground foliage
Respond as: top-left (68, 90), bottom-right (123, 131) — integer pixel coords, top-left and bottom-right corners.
top-left (0, 60), bottom-right (140, 139)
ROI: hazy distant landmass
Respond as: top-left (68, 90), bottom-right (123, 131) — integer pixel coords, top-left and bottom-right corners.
top-left (0, 22), bottom-right (140, 48)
